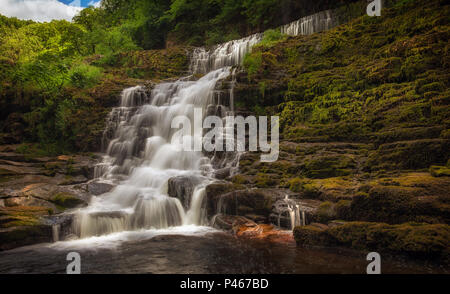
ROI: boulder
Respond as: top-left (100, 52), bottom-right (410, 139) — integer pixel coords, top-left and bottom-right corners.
top-left (0, 225), bottom-right (52, 251)
top-left (167, 176), bottom-right (204, 209)
top-left (211, 214), bottom-right (256, 232)
top-left (87, 181), bottom-right (114, 195)
top-left (206, 188), bottom-right (275, 220)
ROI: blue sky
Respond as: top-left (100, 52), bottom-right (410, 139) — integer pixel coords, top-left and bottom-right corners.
top-left (58, 0), bottom-right (101, 8)
top-left (0, 0), bottom-right (102, 22)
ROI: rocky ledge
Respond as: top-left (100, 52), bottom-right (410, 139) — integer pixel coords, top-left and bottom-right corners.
top-left (0, 145), bottom-right (101, 251)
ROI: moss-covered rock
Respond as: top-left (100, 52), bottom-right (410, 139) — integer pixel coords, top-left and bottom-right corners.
top-left (316, 201), bottom-right (336, 223)
top-left (50, 193), bottom-right (86, 210)
top-left (0, 225), bottom-right (52, 251)
top-left (294, 222), bottom-right (450, 263)
top-left (0, 206), bottom-right (54, 251)
top-left (351, 182), bottom-right (449, 223)
top-left (288, 178), bottom-right (321, 198)
top-left (430, 166), bottom-right (450, 177)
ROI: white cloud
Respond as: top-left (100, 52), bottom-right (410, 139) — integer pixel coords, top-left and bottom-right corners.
top-left (87, 0), bottom-right (101, 8)
top-left (0, 0), bottom-right (84, 22)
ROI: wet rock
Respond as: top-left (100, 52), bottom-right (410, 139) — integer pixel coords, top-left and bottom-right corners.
top-left (294, 222), bottom-right (450, 263)
top-left (328, 220), bottom-right (347, 228)
top-left (42, 214), bottom-right (74, 241)
top-left (0, 152), bottom-right (39, 163)
top-left (206, 188), bottom-right (274, 220)
top-left (213, 168), bottom-right (231, 180)
top-left (205, 182), bottom-right (240, 198)
top-left (0, 225), bottom-right (52, 251)
top-left (309, 223), bottom-right (329, 230)
top-left (89, 211), bottom-right (127, 218)
top-left (87, 181), bottom-right (114, 195)
top-left (0, 164), bottom-right (41, 175)
top-left (4, 196), bottom-right (59, 212)
top-left (244, 214), bottom-right (268, 223)
top-left (211, 214), bottom-right (256, 232)
top-left (59, 175), bottom-right (89, 185)
top-left (235, 223), bottom-right (295, 243)
top-left (167, 176), bottom-right (203, 209)
top-left (205, 185), bottom-right (306, 223)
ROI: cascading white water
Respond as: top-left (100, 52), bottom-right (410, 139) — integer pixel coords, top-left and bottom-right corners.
top-left (190, 34), bottom-right (263, 74)
top-left (74, 68), bottom-right (232, 238)
top-left (285, 195), bottom-right (306, 230)
top-left (185, 186), bottom-right (207, 225)
top-left (74, 8), bottom-right (338, 238)
top-left (52, 224), bottom-right (60, 242)
top-left (280, 10), bottom-right (337, 36)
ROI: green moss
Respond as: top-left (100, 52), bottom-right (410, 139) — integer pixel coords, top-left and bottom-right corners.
top-left (50, 193), bottom-right (85, 209)
top-left (243, 51), bottom-right (262, 79)
top-left (205, 182), bottom-right (244, 198)
top-left (430, 166), bottom-right (450, 177)
top-left (255, 29), bottom-right (287, 49)
top-left (294, 222), bottom-right (450, 262)
top-left (255, 173), bottom-right (278, 188)
top-left (293, 225), bottom-right (330, 246)
top-left (317, 201), bottom-right (336, 223)
top-left (303, 155), bottom-right (356, 179)
top-left (348, 185), bottom-right (449, 224)
top-left (365, 139), bottom-right (450, 171)
top-left (0, 225), bottom-right (52, 251)
top-left (289, 178), bottom-right (321, 198)
top-left (0, 206), bottom-right (49, 229)
top-left (238, 0), bottom-right (449, 168)
top-left (231, 174), bottom-right (249, 185)
top-left (335, 200), bottom-right (352, 220)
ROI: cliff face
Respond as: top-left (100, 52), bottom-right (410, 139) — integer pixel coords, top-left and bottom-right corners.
top-left (206, 0), bottom-right (450, 262)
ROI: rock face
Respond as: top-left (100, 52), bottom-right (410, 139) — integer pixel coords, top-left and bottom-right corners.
top-left (211, 214), bottom-right (256, 231)
top-left (0, 145), bottom-right (99, 250)
top-left (87, 181), bottom-right (114, 196)
top-left (167, 176), bottom-right (204, 209)
top-left (206, 187), bottom-right (274, 222)
top-left (204, 183), bottom-right (319, 229)
top-left (293, 222), bottom-right (450, 263)
top-left (0, 225), bottom-right (52, 251)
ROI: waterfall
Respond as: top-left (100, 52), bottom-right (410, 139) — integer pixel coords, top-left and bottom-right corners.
top-left (190, 34), bottom-right (263, 74)
top-left (74, 68), bottom-right (232, 238)
top-left (185, 186), bottom-right (207, 225)
top-left (73, 8), bottom-right (338, 239)
top-left (52, 224), bottom-right (60, 242)
top-left (280, 10), bottom-right (337, 36)
top-left (285, 195), bottom-right (306, 230)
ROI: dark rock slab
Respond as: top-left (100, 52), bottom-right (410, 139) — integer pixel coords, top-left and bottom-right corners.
top-left (167, 175), bottom-right (204, 209)
top-left (87, 181), bottom-right (115, 195)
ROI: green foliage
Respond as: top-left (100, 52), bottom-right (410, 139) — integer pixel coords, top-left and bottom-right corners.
top-left (68, 63), bottom-right (102, 89)
top-left (243, 52), bottom-right (262, 78)
top-left (256, 29), bottom-right (287, 48)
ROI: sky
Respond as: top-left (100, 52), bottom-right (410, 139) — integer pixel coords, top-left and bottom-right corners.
top-left (0, 0), bottom-right (102, 22)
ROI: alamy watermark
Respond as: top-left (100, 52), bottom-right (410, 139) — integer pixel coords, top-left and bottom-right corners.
top-left (366, 252), bottom-right (381, 274)
top-left (171, 108), bottom-right (279, 162)
top-left (66, 252), bottom-right (81, 274)
top-left (367, 0), bottom-right (382, 17)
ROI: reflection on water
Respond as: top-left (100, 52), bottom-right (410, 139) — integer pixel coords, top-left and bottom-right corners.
top-left (0, 229), bottom-right (446, 274)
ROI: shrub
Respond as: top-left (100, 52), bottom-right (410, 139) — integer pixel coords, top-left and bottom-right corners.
top-left (243, 51), bottom-right (262, 78)
top-left (257, 29), bottom-right (286, 48)
top-left (68, 63), bottom-right (102, 88)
